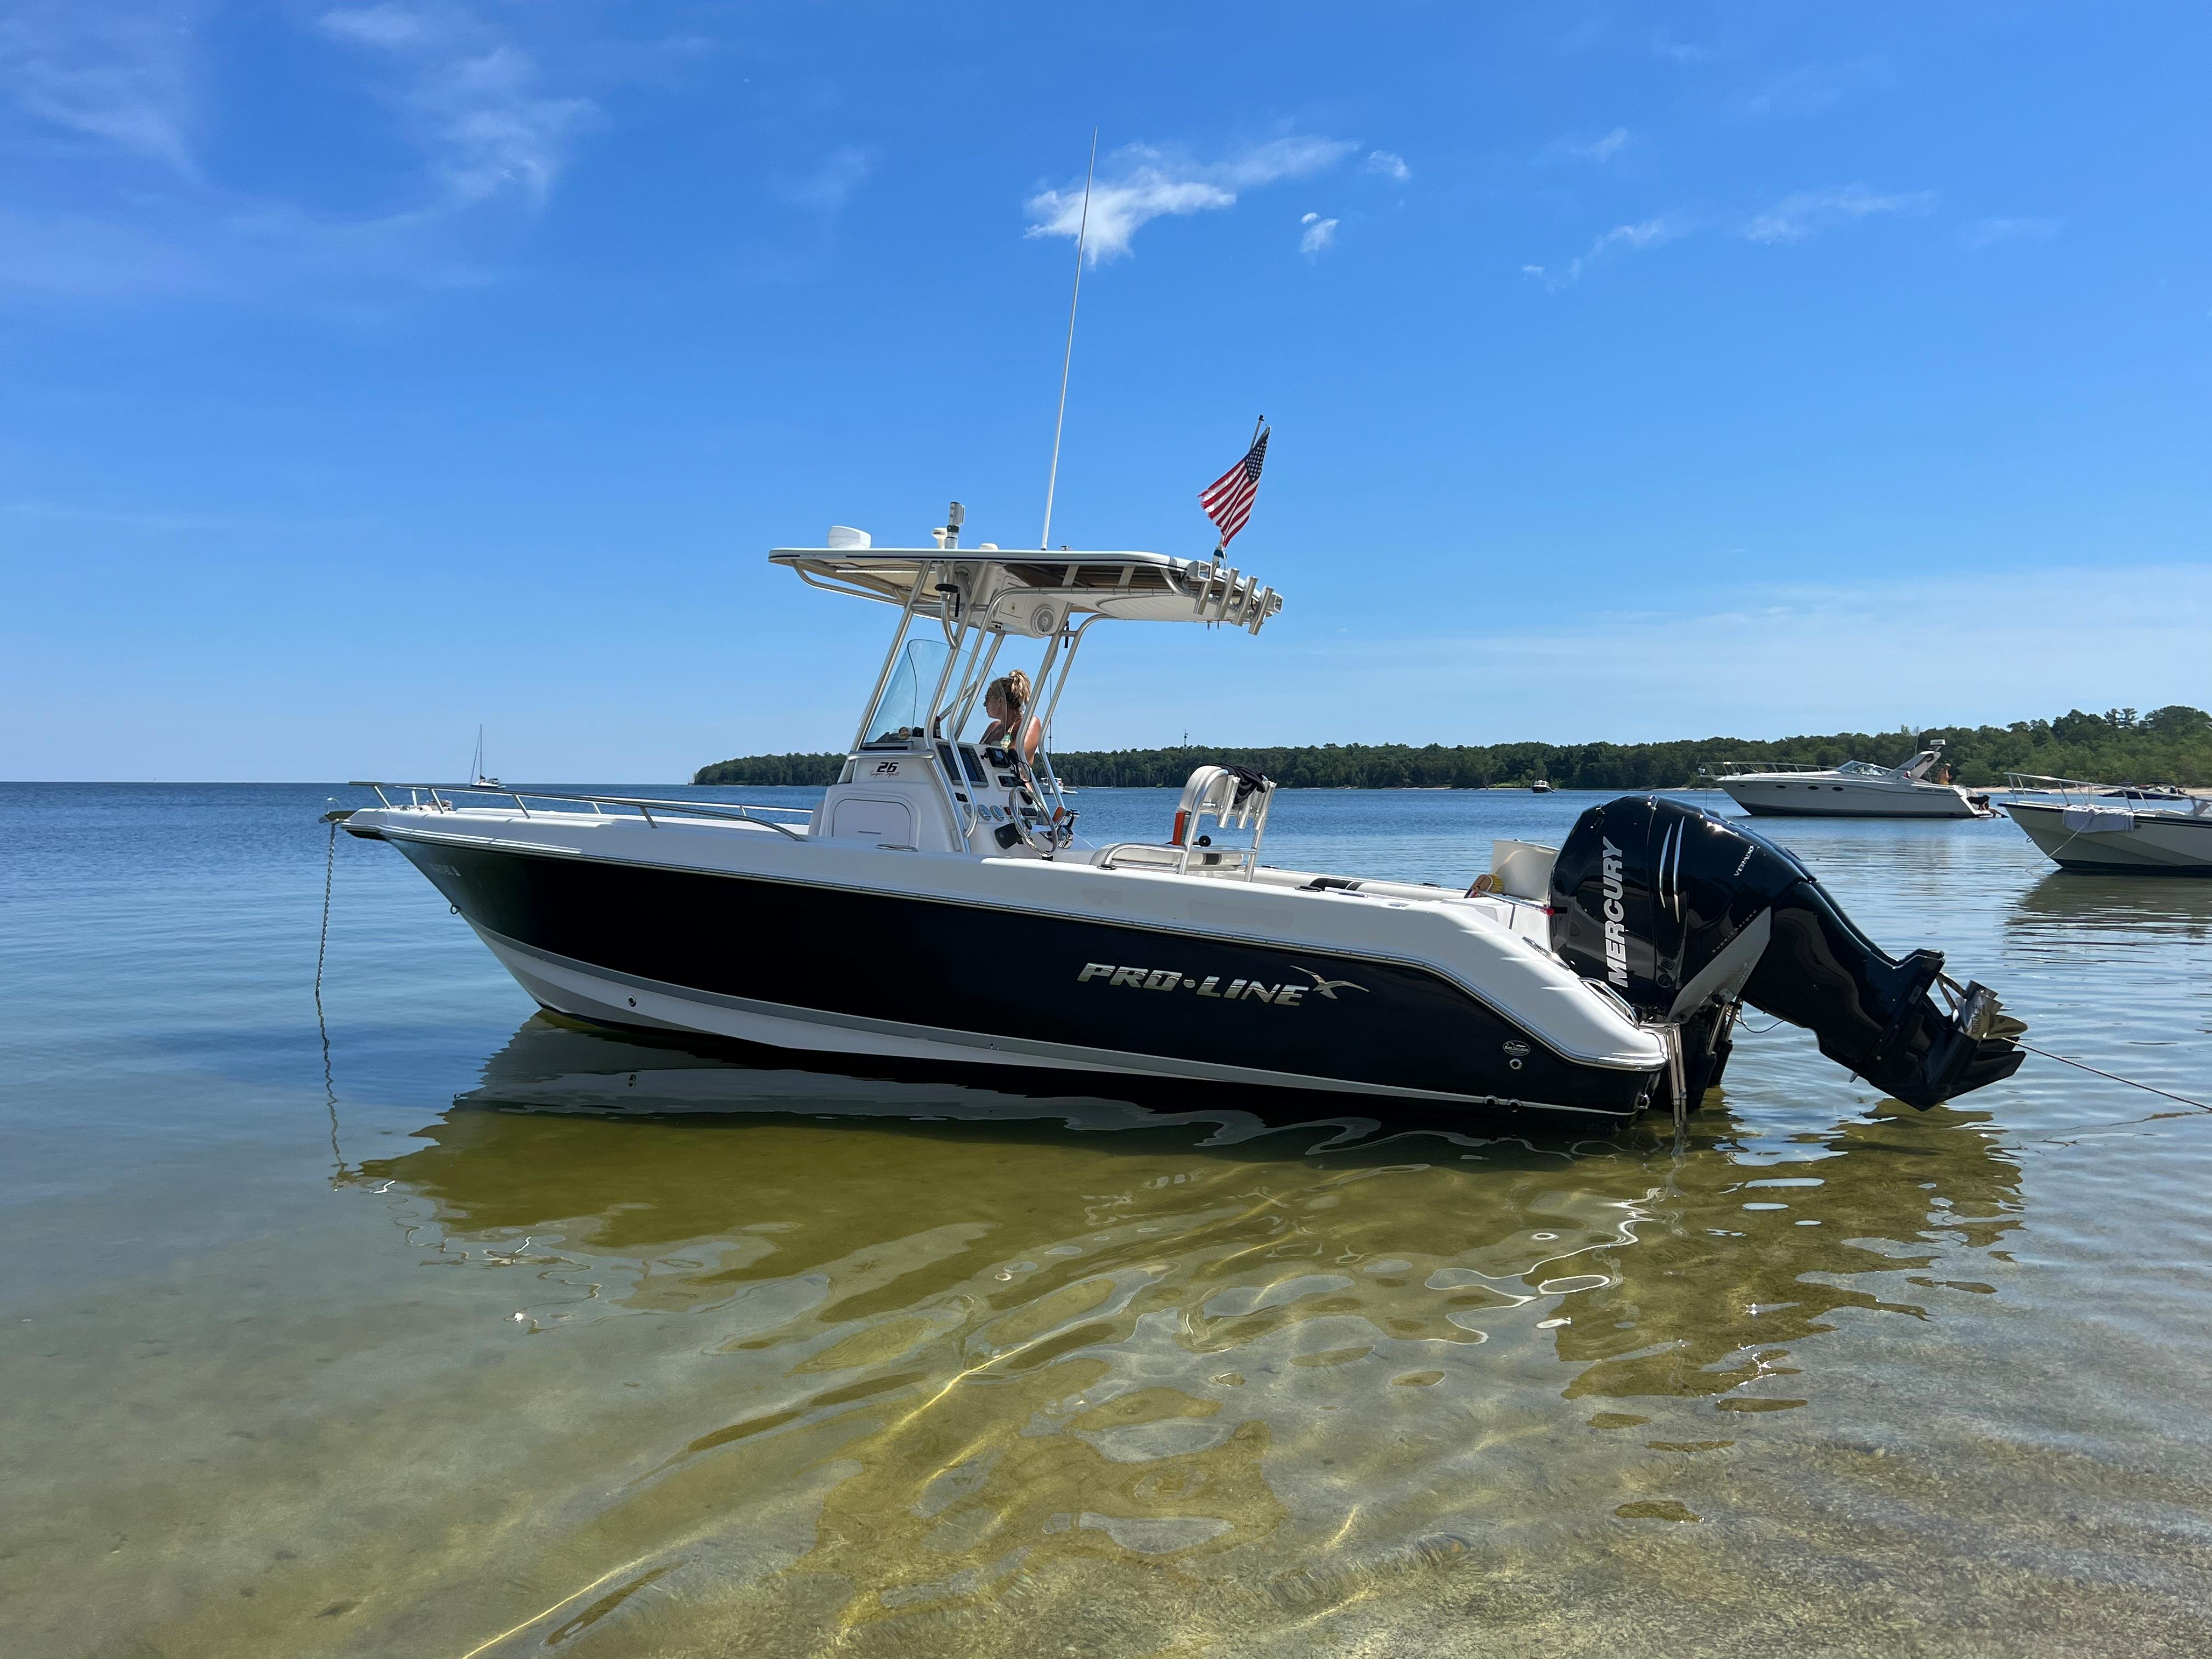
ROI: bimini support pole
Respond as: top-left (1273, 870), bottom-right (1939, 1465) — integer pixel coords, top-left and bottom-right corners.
top-left (849, 560), bottom-right (935, 752)
top-left (1029, 614), bottom-right (1102, 822)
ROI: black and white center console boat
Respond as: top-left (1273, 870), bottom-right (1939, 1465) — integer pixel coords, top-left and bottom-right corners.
top-left (337, 519), bottom-right (2024, 1119)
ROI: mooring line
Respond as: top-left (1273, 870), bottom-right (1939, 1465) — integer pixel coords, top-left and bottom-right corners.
top-left (315, 815), bottom-right (338, 1012)
top-left (315, 814), bottom-right (347, 1174)
top-left (2018, 1041), bottom-right (2209, 1110)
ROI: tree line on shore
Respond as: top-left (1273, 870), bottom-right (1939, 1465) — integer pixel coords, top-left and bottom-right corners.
top-left (695, 705), bottom-right (2212, 791)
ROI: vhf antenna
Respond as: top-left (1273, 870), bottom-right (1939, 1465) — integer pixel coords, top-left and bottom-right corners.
top-left (1039, 128), bottom-right (1098, 551)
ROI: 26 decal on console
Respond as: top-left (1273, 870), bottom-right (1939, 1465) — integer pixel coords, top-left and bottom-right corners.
top-left (1076, 963), bottom-right (1368, 1006)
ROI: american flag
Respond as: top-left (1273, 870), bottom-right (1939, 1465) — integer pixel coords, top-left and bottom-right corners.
top-left (1198, 424), bottom-right (1269, 548)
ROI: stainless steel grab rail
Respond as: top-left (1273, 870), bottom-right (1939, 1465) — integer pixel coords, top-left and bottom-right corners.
top-left (348, 782), bottom-right (812, 838)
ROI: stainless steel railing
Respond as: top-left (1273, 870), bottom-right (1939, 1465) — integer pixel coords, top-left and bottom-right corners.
top-left (2002, 772), bottom-right (2194, 808)
top-left (349, 782), bottom-right (813, 838)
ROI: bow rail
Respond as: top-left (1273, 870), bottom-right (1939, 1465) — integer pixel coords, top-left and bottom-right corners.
top-left (349, 782), bottom-right (812, 838)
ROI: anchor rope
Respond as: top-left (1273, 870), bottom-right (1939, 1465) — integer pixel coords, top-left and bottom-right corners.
top-left (1732, 1001), bottom-right (2204, 1110)
top-left (2016, 1041), bottom-right (2209, 1111)
top-left (315, 813), bottom-right (347, 1174)
top-left (315, 816), bottom-right (337, 1012)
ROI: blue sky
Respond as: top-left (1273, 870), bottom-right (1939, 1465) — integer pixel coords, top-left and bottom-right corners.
top-left (2, 2), bottom-right (2207, 780)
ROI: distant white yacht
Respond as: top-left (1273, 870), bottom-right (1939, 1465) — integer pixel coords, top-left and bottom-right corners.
top-left (1702, 742), bottom-right (1994, 820)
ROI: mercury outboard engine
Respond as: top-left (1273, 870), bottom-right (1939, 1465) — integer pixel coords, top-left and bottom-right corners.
top-left (1550, 798), bottom-right (2024, 1110)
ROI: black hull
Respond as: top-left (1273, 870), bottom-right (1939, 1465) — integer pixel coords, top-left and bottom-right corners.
top-left (391, 838), bottom-right (1659, 1116)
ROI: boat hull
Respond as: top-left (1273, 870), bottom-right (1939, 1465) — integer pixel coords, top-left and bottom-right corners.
top-left (387, 834), bottom-right (1660, 1116)
top-left (2004, 802), bottom-right (2212, 873)
top-left (1720, 778), bottom-right (1985, 819)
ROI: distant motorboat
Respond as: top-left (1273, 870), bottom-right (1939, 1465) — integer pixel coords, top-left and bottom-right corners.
top-left (1701, 741), bottom-right (1993, 820)
top-left (1530, 778), bottom-right (1554, 794)
top-left (2002, 775), bottom-right (2212, 874)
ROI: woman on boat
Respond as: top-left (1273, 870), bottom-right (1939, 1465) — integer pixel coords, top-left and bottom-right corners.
top-left (980, 670), bottom-right (1041, 761)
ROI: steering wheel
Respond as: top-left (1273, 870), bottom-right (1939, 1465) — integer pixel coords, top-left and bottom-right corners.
top-left (1000, 763), bottom-right (1077, 857)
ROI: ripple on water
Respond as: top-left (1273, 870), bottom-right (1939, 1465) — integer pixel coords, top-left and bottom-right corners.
top-left (231, 1016), bottom-right (2053, 1652)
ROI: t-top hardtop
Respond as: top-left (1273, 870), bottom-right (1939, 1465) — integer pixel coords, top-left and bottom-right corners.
top-left (769, 544), bottom-right (1283, 635)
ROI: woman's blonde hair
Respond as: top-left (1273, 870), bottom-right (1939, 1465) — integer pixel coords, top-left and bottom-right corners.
top-left (988, 669), bottom-right (1032, 718)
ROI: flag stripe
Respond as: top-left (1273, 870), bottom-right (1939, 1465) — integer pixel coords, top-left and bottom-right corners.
top-left (1205, 474), bottom-right (1259, 517)
top-left (1198, 428), bottom-right (1268, 546)
top-left (1208, 482), bottom-right (1256, 524)
top-left (1198, 471), bottom-right (1251, 507)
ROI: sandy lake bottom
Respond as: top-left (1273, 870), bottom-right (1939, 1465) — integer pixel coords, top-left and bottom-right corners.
top-left (5, 783), bottom-right (2211, 1657)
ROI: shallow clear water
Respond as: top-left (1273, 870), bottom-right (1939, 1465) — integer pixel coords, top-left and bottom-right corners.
top-left (5, 783), bottom-right (2211, 1657)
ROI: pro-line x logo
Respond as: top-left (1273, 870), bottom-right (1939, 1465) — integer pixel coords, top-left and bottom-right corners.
top-left (1076, 963), bottom-right (1367, 1006)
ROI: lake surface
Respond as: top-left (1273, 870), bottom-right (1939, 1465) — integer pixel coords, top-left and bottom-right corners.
top-left (5, 782), bottom-right (2211, 1657)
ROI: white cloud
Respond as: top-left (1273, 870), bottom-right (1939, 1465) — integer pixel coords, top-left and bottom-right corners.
top-left (1525, 214), bottom-right (1690, 287)
top-left (1025, 136), bottom-right (1358, 261)
top-left (775, 146), bottom-right (871, 214)
top-left (318, 5), bottom-right (591, 208)
top-left (1743, 59), bottom-right (1887, 119)
top-left (0, 3), bottom-right (599, 301)
top-left (0, 205), bottom-right (205, 295)
top-left (1214, 136), bottom-right (1358, 188)
top-left (1545, 127), bottom-right (1635, 164)
top-left (1531, 185), bottom-right (1931, 285)
top-left (1961, 216), bottom-right (2060, 251)
top-left (1299, 212), bottom-right (1338, 258)
top-left (1590, 216), bottom-right (1683, 253)
top-left (0, 1), bottom-right (206, 175)
top-left (318, 4), bottom-right (426, 49)
top-left (1743, 184), bottom-right (1933, 245)
top-left (1364, 149), bottom-right (1410, 182)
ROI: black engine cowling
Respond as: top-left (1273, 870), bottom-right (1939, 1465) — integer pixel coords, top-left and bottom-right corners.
top-left (1549, 797), bottom-right (2025, 1109)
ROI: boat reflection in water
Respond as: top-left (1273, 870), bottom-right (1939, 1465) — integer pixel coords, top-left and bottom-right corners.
top-left (2011, 869), bottom-right (2212, 935)
top-left (353, 1015), bottom-right (2026, 1651)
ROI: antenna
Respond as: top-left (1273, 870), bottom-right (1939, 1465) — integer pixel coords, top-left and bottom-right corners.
top-left (1039, 128), bottom-right (1098, 551)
